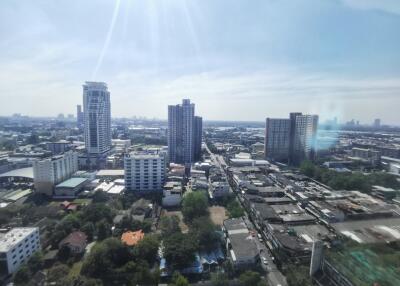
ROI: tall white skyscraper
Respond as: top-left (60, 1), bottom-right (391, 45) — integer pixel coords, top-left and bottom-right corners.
top-left (168, 99), bottom-right (195, 165)
top-left (83, 82), bottom-right (111, 155)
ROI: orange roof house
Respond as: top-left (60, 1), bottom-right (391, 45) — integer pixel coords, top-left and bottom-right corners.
top-left (121, 230), bottom-right (145, 246)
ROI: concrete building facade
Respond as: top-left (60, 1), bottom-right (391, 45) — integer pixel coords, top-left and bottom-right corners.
top-left (83, 82), bottom-right (111, 155)
top-left (264, 118), bottom-right (291, 162)
top-left (124, 151), bottom-right (166, 193)
top-left (168, 99), bottom-right (195, 165)
top-left (0, 227), bottom-right (41, 275)
top-left (194, 116), bottom-right (203, 162)
top-left (264, 113), bottom-right (318, 165)
top-left (33, 151), bottom-right (78, 196)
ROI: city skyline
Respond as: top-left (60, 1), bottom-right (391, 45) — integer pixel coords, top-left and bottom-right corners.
top-left (1, 0), bottom-right (400, 124)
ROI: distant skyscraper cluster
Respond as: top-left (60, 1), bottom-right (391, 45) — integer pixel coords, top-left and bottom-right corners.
top-left (168, 99), bottom-right (202, 165)
top-left (264, 112), bottom-right (318, 165)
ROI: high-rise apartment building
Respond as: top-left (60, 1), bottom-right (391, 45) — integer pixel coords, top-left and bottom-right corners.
top-left (264, 113), bottom-right (318, 165)
top-left (168, 99), bottom-right (195, 165)
top-left (33, 151), bottom-right (79, 196)
top-left (290, 113), bottom-right (319, 164)
top-left (264, 118), bottom-right (291, 162)
top-left (0, 227), bottom-right (41, 274)
top-left (83, 82), bottom-right (111, 155)
top-left (193, 116), bottom-right (203, 161)
top-left (76, 104), bottom-right (83, 129)
top-left (124, 150), bottom-right (166, 192)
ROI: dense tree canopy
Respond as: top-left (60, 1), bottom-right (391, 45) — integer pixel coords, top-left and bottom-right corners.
top-left (182, 191), bottom-right (209, 222)
top-left (189, 216), bottom-right (220, 251)
top-left (300, 160), bottom-right (400, 192)
top-left (134, 234), bottom-right (160, 265)
top-left (159, 215), bottom-right (181, 237)
top-left (169, 272), bottom-right (190, 286)
top-left (285, 265), bottom-right (312, 286)
top-left (239, 271), bottom-right (264, 286)
top-left (47, 264), bottom-right (70, 283)
top-left (81, 237), bottom-right (158, 285)
top-left (211, 272), bottom-right (229, 286)
top-left (163, 233), bottom-right (198, 270)
top-left (13, 265), bottom-right (31, 286)
top-left (226, 200), bottom-right (245, 218)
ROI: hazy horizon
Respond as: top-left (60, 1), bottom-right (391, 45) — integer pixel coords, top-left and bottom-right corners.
top-left (1, 0), bottom-right (400, 124)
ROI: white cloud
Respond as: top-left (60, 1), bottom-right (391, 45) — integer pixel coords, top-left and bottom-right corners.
top-left (341, 0), bottom-right (400, 15)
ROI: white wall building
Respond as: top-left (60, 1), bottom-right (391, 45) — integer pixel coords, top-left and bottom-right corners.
top-left (124, 151), bottom-right (166, 192)
top-left (83, 82), bottom-right (111, 155)
top-left (0, 227), bottom-right (41, 274)
top-left (33, 151), bottom-right (78, 196)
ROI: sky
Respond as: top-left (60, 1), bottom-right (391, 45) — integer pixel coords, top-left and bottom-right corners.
top-left (0, 0), bottom-right (400, 125)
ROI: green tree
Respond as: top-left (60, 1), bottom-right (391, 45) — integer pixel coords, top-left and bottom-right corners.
top-left (81, 222), bottom-right (96, 241)
top-left (81, 238), bottom-right (133, 280)
top-left (182, 191), bottom-right (209, 222)
top-left (189, 216), bottom-right (219, 251)
top-left (80, 203), bottom-right (113, 224)
top-left (159, 215), bottom-right (181, 237)
top-left (27, 251), bottom-right (44, 273)
top-left (96, 219), bottom-right (111, 240)
top-left (13, 265), bottom-right (31, 286)
top-left (227, 200), bottom-right (244, 218)
top-left (58, 244), bottom-right (71, 261)
top-left (47, 264), bottom-right (70, 283)
top-left (285, 265), bottom-right (312, 286)
top-left (300, 160), bottom-right (315, 177)
top-left (211, 272), bottom-right (229, 286)
top-left (239, 271), bottom-right (261, 286)
top-left (163, 233), bottom-right (198, 270)
top-left (92, 190), bottom-right (109, 203)
top-left (169, 272), bottom-right (189, 286)
top-left (134, 234), bottom-right (160, 264)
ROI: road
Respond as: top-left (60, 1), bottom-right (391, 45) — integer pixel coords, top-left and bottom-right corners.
top-left (205, 143), bottom-right (288, 286)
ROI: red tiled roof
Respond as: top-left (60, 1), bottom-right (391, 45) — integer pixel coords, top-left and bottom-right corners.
top-left (59, 231), bottom-right (87, 248)
top-left (121, 230), bottom-right (144, 246)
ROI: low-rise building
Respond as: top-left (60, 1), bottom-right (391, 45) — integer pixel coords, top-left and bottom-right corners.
top-left (209, 181), bottom-right (230, 199)
top-left (58, 231), bottom-right (87, 255)
top-left (350, 147), bottom-right (381, 166)
top-left (54, 177), bottom-right (88, 198)
top-left (222, 218), bottom-right (259, 270)
top-left (162, 181), bottom-right (182, 207)
top-left (0, 227), bottom-right (41, 274)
